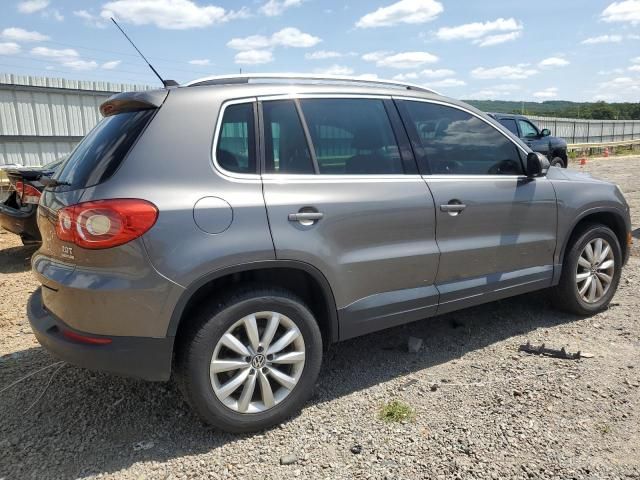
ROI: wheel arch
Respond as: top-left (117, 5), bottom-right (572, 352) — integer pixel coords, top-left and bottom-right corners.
top-left (168, 260), bottom-right (340, 347)
top-left (557, 208), bottom-right (629, 271)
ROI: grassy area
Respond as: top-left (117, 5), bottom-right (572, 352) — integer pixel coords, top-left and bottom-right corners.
top-left (379, 400), bottom-right (415, 423)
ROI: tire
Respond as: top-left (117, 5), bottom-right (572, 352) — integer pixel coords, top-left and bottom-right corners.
top-left (550, 157), bottom-right (565, 168)
top-left (175, 286), bottom-right (323, 433)
top-left (552, 223), bottom-right (622, 315)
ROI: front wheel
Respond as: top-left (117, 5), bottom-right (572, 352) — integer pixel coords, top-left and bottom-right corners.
top-left (550, 157), bottom-right (565, 168)
top-left (552, 224), bottom-right (622, 315)
top-left (175, 287), bottom-right (323, 433)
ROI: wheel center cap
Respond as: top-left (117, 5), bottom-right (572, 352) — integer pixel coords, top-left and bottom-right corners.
top-left (251, 354), bottom-right (266, 369)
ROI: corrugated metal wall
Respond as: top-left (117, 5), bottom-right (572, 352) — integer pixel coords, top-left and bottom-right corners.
top-left (528, 115), bottom-right (640, 144)
top-left (0, 73), bottom-right (151, 166)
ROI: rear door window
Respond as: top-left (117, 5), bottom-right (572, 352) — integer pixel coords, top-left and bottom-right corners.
top-left (498, 118), bottom-right (519, 136)
top-left (263, 100), bottom-right (315, 174)
top-left (54, 110), bottom-right (154, 189)
top-left (299, 98), bottom-right (404, 175)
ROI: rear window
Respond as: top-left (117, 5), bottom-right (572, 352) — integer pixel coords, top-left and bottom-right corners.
top-left (54, 110), bottom-right (154, 189)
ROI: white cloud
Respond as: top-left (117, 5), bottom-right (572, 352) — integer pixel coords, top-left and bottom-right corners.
top-left (598, 67), bottom-right (624, 74)
top-left (31, 46), bottom-right (78, 60)
top-left (305, 50), bottom-right (343, 60)
top-left (228, 27), bottom-right (321, 51)
top-left (0, 42), bottom-right (21, 55)
top-left (628, 65), bottom-right (640, 71)
top-left (393, 68), bottom-right (454, 81)
top-left (74, 10), bottom-right (107, 28)
top-left (436, 17), bottom-right (522, 47)
top-left (363, 51), bottom-right (438, 69)
top-left (234, 49), bottom-right (273, 64)
top-left (314, 64), bottom-right (354, 75)
top-left (47, 9), bottom-right (64, 21)
top-left (430, 78), bottom-right (466, 88)
top-left (632, 56), bottom-right (640, 63)
top-left (356, 0), bottom-right (443, 28)
top-left (468, 84), bottom-right (521, 100)
top-left (100, 0), bottom-right (249, 30)
top-left (601, 0), bottom-right (640, 24)
top-left (31, 46), bottom-right (101, 70)
top-left (189, 59), bottom-right (210, 65)
top-left (17, 0), bottom-right (49, 14)
top-left (533, 87), bottom-right (558, 99)
top-left (581, 34), bottom-right (623, 44)
top-left (361, 50), bottom-right (392, 62)
top-left (1, 27), bottom-right (49, 42)
top-left (101, 60), bottom-right (121, 69)
top-left (63, 59), bottom-right (99, 70)
top-left (227, 34), bottom-right (271, 51)
top-left (260, 0), bottom-right (304, 16)
top-left (471, 64), bottom-right (538, 80)
top-left (538, 57), bottom-right (570, 68)
top-left (475, 31), bottom-right (521, 47)
top-left (271, 27), bottom-right (321, 47)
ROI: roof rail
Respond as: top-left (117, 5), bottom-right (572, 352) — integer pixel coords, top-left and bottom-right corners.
top-left (183, 73), bottom-right (440, 95)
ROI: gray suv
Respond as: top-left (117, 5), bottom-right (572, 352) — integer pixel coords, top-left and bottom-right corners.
top-left (27, 74), bottom-right (631, 433)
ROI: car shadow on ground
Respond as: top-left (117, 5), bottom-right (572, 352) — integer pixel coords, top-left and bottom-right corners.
top-left (632, 227), bottom-right (640, 240)
top-left (0, 290), bottom-right (586, 479)
top-left (0, 241), bottom-right (37, 274)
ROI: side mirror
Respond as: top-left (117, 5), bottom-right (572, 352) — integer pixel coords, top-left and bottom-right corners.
top-left (526, 152), bottom-right (550, 177)
top-left (541, 128), bottom-right (551, 137)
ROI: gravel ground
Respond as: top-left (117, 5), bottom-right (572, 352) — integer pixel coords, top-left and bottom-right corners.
top-left (1, 156), bottom-right (639, 480)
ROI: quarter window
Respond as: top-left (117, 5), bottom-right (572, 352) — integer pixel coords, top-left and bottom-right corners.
top-left (263, 100), bottom-right (315, 174)
top-left (216, 103), bottom-right (256, 174)
top-left (400, 101), bottom-right (524, 176)
top-left (300, 99), bottom-right (404, 175)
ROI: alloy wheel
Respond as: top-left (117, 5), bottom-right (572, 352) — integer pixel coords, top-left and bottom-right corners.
top-left (575, 237), bottom-right (615, 303)
top-left (210, 311), bottom-right (306, 413)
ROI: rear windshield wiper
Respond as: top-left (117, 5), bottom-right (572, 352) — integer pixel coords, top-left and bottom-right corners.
top-left (39, 178), bottom-right (71, 188)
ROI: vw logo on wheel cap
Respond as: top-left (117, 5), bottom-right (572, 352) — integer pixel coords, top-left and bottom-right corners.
top-left (251, 354), bottom-right (266, 369)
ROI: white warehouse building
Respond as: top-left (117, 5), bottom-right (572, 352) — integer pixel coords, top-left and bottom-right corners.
top-left (0, 73), bottom-right (151, 167)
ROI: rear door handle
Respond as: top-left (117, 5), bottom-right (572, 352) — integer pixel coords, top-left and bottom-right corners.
top-left (440, 202), bottom-right (466, 216)
top-left (288, 212), bottom-right (324, 224)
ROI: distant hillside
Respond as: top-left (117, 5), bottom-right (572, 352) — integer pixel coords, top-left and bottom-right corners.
top-left (464, 100), bottom-right (640, 120)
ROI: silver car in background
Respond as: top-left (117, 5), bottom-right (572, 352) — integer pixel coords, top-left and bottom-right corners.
top-left (27, 74), bottom-right (631, 432)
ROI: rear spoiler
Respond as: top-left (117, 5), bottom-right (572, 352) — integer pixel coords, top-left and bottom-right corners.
top-left (100, 89), bottom-right (169, 117)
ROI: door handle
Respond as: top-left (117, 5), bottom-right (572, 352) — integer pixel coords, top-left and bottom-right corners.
top-left (440, 202), bottom-right (466, 216)
top-left (288, 211), bottom-right (324, 225)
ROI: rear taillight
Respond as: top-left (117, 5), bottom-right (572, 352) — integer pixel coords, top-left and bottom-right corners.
top-left (55, 199), bottom-right (158, 249)
top-left (15, 181), bottom-right (41, 204)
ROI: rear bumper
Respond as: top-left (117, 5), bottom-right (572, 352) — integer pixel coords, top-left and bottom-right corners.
top-left (27, 288), bottom-right (173, 381)
top-left (0, 200), bottom-right (39, 239)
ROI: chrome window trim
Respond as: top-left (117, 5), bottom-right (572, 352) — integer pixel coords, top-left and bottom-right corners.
top-left (213, 94), bottom-right (533, 182)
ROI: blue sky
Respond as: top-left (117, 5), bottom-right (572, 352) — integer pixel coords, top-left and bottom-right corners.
top-left (1, 0), bottom-right (639, 101)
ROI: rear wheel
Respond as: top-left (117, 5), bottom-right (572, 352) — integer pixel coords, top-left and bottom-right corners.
top-left (175, 287), bottom-right (322, 433)
top-left (552, 224), bottom-right (622, 315)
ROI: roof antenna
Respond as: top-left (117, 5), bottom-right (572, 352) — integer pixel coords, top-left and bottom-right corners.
top-left (110, 17), bottom-right (178, 88)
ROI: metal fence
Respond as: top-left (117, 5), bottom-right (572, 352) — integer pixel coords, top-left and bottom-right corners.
top-left (2, 73), bottom-right (640, 166)
top-left (0, 73), bottom-right (151, 166)
top-left (528, 115), bottom-right (640, 144)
